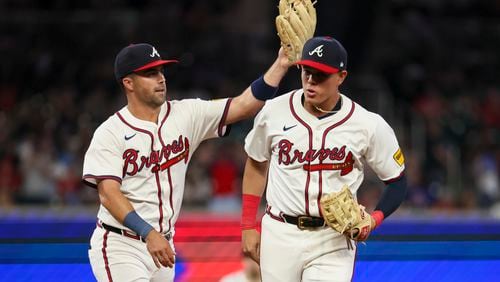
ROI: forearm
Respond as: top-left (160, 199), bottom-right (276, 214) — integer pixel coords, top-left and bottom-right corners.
top-left (98, 179), bottom-right (153, 238)
top-left (372, 174), bottom-right (407, 227)
top-left (225, 87), bottom-right (265, 125)
top-left (98, 179), bottom-right (135, 222)
top-left (241, 158), bottom-right (269, 230)
top-left (263, 56), bottom-right (290, 87)
top-left (242, 158), bottom-right (269, 196)
top-left (225, 50), bottom-right (291, 124)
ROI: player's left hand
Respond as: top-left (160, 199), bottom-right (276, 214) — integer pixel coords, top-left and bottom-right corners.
top-left (348, 213), bottom-right (376, 241)
top-left (145, 230), bottom-right (176, 268)
top-left (320, 185), bottom-right (375, 242)
top-left (277, 46), bottom-right (296, 70)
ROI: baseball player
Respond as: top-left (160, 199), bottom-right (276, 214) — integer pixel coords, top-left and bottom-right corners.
top-left (83, 43), bottom-right (292, 281)
top-left (241, 36), bottom-right (407, 281)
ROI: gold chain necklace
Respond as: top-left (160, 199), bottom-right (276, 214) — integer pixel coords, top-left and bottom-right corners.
top-left (314, 97), bottom-right (342, 114)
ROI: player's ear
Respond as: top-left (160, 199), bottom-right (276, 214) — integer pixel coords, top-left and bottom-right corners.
top-left (337, 70), bottom-right (348, 85)
top-left (122, 77), bottom-right (134, 91)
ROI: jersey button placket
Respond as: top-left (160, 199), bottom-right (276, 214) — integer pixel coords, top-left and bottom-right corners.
top-left (314, 128), bottom-right (323, 216)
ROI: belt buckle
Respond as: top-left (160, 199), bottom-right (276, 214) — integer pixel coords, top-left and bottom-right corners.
top-left (165, 232), bottom-right (172, 241)
top-left (297, 216), bottom-right (314, 230)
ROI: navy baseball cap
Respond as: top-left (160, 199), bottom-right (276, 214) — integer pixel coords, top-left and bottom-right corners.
top-left (114, 43), bottom-right (178, 81)
top-left (295, 36), bottom-right (347, 74)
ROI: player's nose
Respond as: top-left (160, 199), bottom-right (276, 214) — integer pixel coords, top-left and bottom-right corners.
top-left (306, 74), bottom-right (316, 84)
top-left (158, 72), bottom-right (166, 84)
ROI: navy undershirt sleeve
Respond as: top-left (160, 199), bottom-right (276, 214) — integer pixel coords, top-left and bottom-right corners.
top-left (374, 174), bottom-right (407, 218)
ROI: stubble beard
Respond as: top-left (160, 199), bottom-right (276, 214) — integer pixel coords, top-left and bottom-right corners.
top-left (148, 89), bottom-right (167, 108)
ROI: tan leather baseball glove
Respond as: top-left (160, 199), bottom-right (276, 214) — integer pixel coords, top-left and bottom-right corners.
top-left (320, 185), bottom-right (373, 241)
top-left (275, 0), bottom-right (317, 62)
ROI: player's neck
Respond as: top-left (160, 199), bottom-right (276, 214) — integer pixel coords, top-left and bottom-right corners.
top-left (303, 94), bottom-right (342, 118)
top-left (127, 102), bottom-right (161, 124)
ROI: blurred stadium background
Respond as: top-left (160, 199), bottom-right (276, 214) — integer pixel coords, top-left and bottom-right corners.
top-left (0, 0), bottom-right (499, 281)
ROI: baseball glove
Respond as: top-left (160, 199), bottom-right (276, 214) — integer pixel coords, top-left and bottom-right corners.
top-left (320, 185), bottom-right (373, 241)
top-left (275, 0), bottom-right (317, 62)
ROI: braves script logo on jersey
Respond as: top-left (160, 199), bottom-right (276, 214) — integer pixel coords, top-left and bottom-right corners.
top-left (277, 139), bottom-right (354, 176)
top-left (122, 135), bottom-right (190, 177)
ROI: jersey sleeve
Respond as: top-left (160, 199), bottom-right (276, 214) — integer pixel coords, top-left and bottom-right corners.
top-left (186, 98), bottom-right (231, 142)
top-left (82, 124), bottom-right (123, 188)
top-left (244, 107), bottom-right (272, 162)
top-left (364, 114), bottom-right (405, 182)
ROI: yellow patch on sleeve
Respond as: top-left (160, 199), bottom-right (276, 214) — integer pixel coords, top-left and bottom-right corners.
top-left (393, 148), bottom-right (405, 166)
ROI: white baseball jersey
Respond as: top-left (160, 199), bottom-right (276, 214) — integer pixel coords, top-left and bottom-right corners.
top-left (83, 98), bottom-right (231, 233)
top-left (245, 90), bottom-right (405, 218)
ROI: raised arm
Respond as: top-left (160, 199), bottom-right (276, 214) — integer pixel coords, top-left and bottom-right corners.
top-left (225, 47), bottom-right (293, 125)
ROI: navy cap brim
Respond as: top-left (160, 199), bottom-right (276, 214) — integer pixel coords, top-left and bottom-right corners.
top-left (134, 59), bottom-right (179, 72)
top-left (295, 60), bottom-right (340, 74)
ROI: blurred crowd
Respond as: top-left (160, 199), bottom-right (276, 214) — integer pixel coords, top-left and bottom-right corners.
top-left (0, 0), bottom-right (498, 214)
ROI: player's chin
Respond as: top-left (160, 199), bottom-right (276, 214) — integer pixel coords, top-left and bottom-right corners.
top-left (304, 94), bottom-right (322, 107)
top-left (152, 93), bottom-right (166, 105)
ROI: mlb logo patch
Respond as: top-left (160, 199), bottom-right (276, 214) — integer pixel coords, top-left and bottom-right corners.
top-left (393, 148), bottom-right (404, 166)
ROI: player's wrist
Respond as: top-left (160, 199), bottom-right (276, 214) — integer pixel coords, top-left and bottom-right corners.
top-left (268, 57), bottom-right (291, 82)
top-left (123, 210), bottom-right (154, 239)
top-left (251, 76), bottom-right (278, 101)
top-left (241, 224), bottom-right (258, 230)
top-left (241, 194), bottom-right (261, 230)
top-left (370, 210), bottom-right (384, 229)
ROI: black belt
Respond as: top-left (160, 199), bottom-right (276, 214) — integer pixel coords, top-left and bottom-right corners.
top-left (98, 222), bottom-right (172, 242)
top-left (282, 214), bottom-right (326, 229)
top-left (266, 209), bottom-right (325, 230)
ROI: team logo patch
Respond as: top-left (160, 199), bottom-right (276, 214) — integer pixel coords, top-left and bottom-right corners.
top-left (393, 148), bottom-right (404, 166)
top-left (150, 47), bottom-right (160, 58)
top-left (308, 45), bottom-right (324, 57)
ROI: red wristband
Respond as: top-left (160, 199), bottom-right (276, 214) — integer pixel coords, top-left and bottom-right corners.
top-left (241, 194), bottom-right (261, 230)
top-left (371, 210), bottom-right (385, 229)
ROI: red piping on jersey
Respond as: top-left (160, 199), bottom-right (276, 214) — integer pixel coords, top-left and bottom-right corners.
top-left (289, 91), bottom-right (313, 216)
top-left (158, 140), bottom-right (190, 171)
top-left (116, 112), bottom-right (155, 150)
top-left (166, 169), bottom-right (174, 233)
top-left (154, 170), bottom-right (164, 233)
top-left (102, 230), bottom-right (113, 282)
top-left (116, 111), bottom-right (164, 234)
top-left (317, 101), bottom-right (355, 217)
top-left (218, 98), bottom-right (232, 137)
top-left (158, 102), bottom-right (175, 234)
top-left (265, 205), bottom-right (285, 222)
top-left (82, 175), bottom-right (122, 189)
top-left (383, 171), bottom-right (404, 184)
top-left (158, 102), bottom-right (171, 146)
